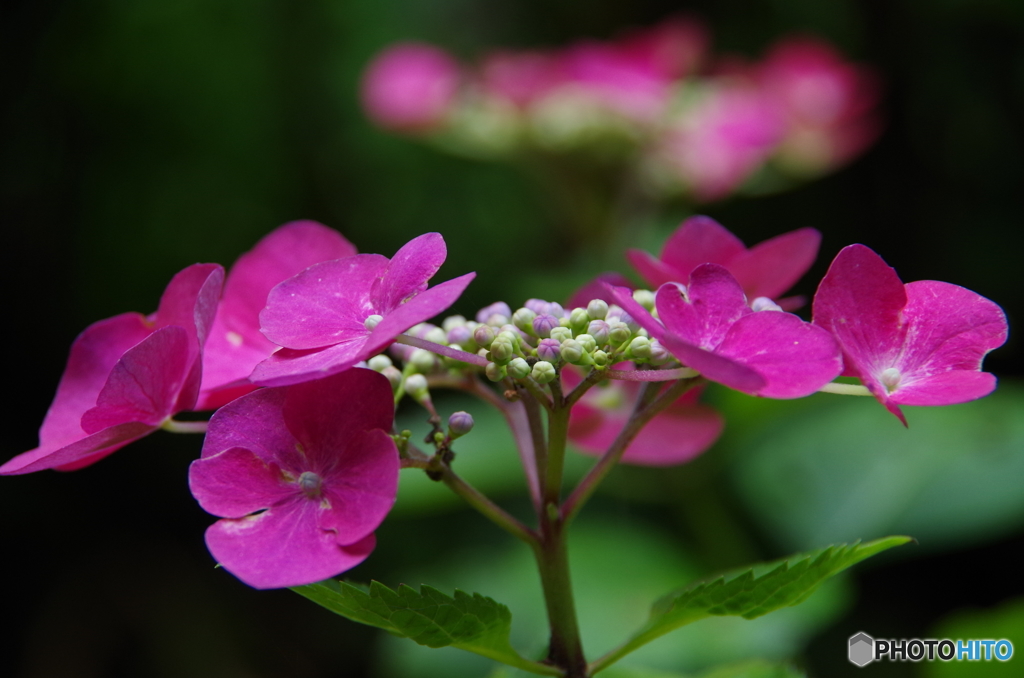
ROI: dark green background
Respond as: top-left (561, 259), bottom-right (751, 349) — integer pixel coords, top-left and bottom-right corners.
top-left (2, 0), bottom-right (1022, 676)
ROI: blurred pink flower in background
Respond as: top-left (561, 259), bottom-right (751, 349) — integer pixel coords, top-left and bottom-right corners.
top-left (758, 37), bottom-right (881, 172)
top-left (361, 43), bottom-right (462, 132)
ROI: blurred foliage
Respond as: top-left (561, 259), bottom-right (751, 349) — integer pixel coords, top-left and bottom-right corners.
top-left (919, 597), bottom-right (1024, 678)
top-left (2, 0), bottom-right (1023, 677)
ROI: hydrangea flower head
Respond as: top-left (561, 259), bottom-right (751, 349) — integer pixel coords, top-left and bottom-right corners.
top-left (2, 263), bottom-right (224, 475)
top-left (199, 221), bottom-right (357, 409)
top-left (189, 368), bottom-right (399, 589)
top-left (608, 264), bottom-right (841, 398)
top-left (626, 215), bottom-right (821, 308)
top-left (253, 232), bottom-right (474, 386)
top-left (813, 244), bottom-right (1008, 424)
top-left (565, 366), bottom-right (723, 466)
top-left (361, 43), bottom-right (461, 132)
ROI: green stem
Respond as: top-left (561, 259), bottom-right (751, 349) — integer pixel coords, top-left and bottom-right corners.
top-left (544, 401), bottom-right (571, 507)
top-left (562, 378), bottom-right (700, 525)
top-left (535, 511), bottom-right (588, 678)
top-left (161, 418), bottom-right (208, 434)
top-left (439, 463), bottom-right (540, 549)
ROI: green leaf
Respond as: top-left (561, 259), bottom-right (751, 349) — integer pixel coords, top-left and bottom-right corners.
top-left (292, 579), bottom-right (560, 676)
top-left (590, 536), bottom-right (910, 674)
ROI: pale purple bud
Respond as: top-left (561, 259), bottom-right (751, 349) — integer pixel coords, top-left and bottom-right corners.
top-left (533, 314), bottom-right (561, 338)
top-left (442, 315), bottom-right (467, 332)
top-left (587, 320), bottom-right (610, 345)
top-left (473, 324), bottom-right (496, 348)
top-left (537, 338), bottom-right (561, 362)
top-left (476, 302), bottom-right (512, 324)
top-left (448, 411), bottom-right (475, 439)
top-left (648, 338), bottom-right (671, 365)
top-left (447, 325), bottom-right (472, 345)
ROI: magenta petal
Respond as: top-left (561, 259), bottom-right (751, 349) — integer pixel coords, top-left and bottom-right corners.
top-left (620, 404), bottom-right (723, 465)
top-left (671, 264), bottom-right (751, 347)
top-left (377, 232), bottom-right (448, 311)
top-left (891, 371), bottom-right (997, 407)
top-left (728, 227), bottom-right (821, 299)
top-left (200, 222), bottom-right (357, 405)
top-left (812, 244), bottom-right (908, 375)
top-left (249, 340), bottom-right (369, 387)
top-left (362, 272), bottom-right (476, 358)
top-left (33, 313), bottom-right (152, 454)
top-left (0, 422), bottom-right (154, 475)
top-left (604, 284), bottom-right (667, 342)
top-left (717, 312), bottom-right (842, 398)
top-left (898, 281), bottom-right (1008, 375)
top-left (660, 216), bottom-right (745, 275)
top-left (204, 500), bottom-right (375, 589)
top-left (81, 326), bottom-right (191, 433)
top-left (200, 388), bottom-right (297, 462)
top-left (190, 447), bottom-right (296, 517)
top-left (282, 370), bottom-right (396, 461)
top-left (317, 429), bottom-right (399, 543)
top-left (659, 334), bottom-right (767, 394)
top-left (625, 249), bottom-right (686, 289)
top-left (260, 254), bottom-right (389, 350)
top-left (566, 273), bottom-right (635, 310)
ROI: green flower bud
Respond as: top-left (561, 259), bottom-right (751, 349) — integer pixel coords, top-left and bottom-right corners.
top-left (592, 349), bottom-right (609, 367)
top-left (497, 329), bottom-right (521, 347)
top-left (423, 327), bottom-right (448, 345)
top-left (628, 336), bottom-right (652, 360)
top-left (532, 360), bottom-right (557, 384)
top-left (404, 373), bottom-right (429, 399)
top-left (648, 338), bottom-right (672, 366)
top-left (550, 326), bottom-right (573, 343)
top-left (488, 337), bottom-right (515, 364)
top-left (485, 362), bottom-right (507, 382)
top-left (512, 308), bottom-right (537, 335)
top-left (442, 315), bottom-right (467, 332)
top-left (507, 357), bottom-right (531, 379)
top-left (560, 339), bottom-right (584, 364)
top-left (569, 307), bottom-right (590, 333)
top-left (632, 289), bottom-right (656, 311)
top-left (409, 348), bottom-right (437, 373)
top-left (586, 299), bottom-right (608, 320)
top-left (382, 366), bottom-right (403, 390)
top-left (574, 333), bottom-right (597, 353)
top-left (367, 355), bottom-right (393, 371)
top-left (608, 321), bottom-right (631, 345)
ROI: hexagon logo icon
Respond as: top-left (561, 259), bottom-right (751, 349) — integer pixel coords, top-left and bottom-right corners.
top-left (849, 632), bottom-right (875, 667)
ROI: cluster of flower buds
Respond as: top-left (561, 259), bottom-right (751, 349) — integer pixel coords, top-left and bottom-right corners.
top-left (361, 16), bottom-right (880, 201)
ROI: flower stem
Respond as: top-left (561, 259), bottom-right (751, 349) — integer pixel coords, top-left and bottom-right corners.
top-left (394, 334), bottom-right (490, 367)
top-left (819, 381), bottom-right (873, 396)
top-left (562, 378), bottom-right (700, 524)
top-left (605, 366), bottom-right (699, 382)
top-left (438, 462), bottom-right (540, 549)
top-left (161, 418), bottom-right (208, 434)
top-left (534, 512), bottom-right (588, 678)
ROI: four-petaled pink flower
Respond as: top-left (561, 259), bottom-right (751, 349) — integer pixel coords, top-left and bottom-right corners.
top-left (608, 264), bottom-right (842, 398)
top-left (1, 264), bottom-right (224, 475)
top-left (198, 221), bottom-right (357, 410)
top-left (189, 368), bottom-right (400, 589)
top-left (565, 365), bottom-right (723, 466)
top-left (812, 244), bottom-right (1008, 424)
top-left (626, 215), bottom-right (821, 309)
top-left (252, 232), bottom-right (475, 387)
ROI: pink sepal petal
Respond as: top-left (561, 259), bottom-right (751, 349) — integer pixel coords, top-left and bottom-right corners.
top-left (363, 272), bottom-right (476, 358)
top-left (571, 400), bottom-right (723, 466)
top-left (200, 388), bottom-right (296, 463)
top-left (659, 264), bottom-right (751, 347)
top-left (190, 446), bottom-right (296, 517)
top-left (204, 503), bottom-right (376, 590)
top-left (317, 429), bottom-right (400, 543)
top-left (660, 216), bottom-right (745, 274)
top-left (890, 371), bottom-right (997, 407)
top-left (716, 312), bottom-right (842, 398)
top-left (376, 232), bottom-right (447, 311)
top-left (658, 334), bottom-right (767, 394)
top-left (727, 227), bottom-right (821, 300)
top-left (624, 249), bottom-right (685, 290)
top-left (199, 221), bottom-right (356, 407)
top-left (259, 254), bottom-right (389, 349)
top-left (81, 327), bottom-right (191, 432)
top-left (566, 273), bottom-right (635, 310)
top-left (152, 264), bottom-right (225, 410)
top-left (32, 313), bottom-right (152, 454)
top-left (604, 284), bottom-right (667, 342)
top-left (249, 340), bottom-right (368, 388)
top-left (0, 422), bottom-right (154, 475)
